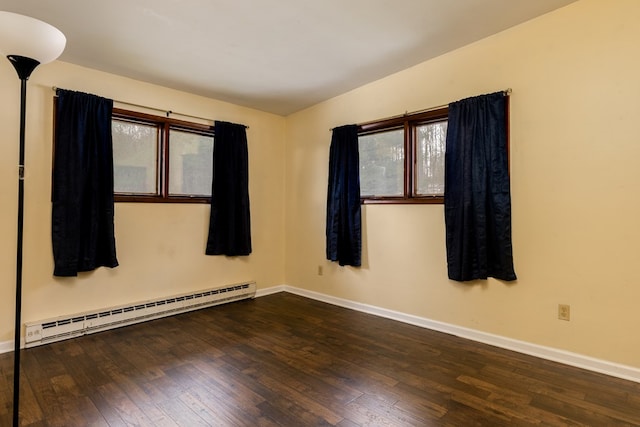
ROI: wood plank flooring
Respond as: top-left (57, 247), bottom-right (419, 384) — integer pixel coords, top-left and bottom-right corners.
top-left (1, 292), bottom-right (639, 426)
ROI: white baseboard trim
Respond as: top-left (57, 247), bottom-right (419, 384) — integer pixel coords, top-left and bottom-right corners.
top-left (255, 285), bottom-right (286, 298)
top-left (0, 340), bottom-right (14, 354)
top-left (267, 285), bottom-right (640, 384)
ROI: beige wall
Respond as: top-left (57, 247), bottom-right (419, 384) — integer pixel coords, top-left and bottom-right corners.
top-left (0, 62), bottom-right (286, 343)
top-left (285, 0), bottom-right (640, 368)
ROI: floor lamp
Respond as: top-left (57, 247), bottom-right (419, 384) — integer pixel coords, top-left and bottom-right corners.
top-left (0, 11), bottom-right (66, 427)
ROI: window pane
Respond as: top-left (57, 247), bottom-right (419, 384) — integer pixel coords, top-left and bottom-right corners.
top-left (168, 129), bottom-right (213, 197)
top-left (358, 129), bottom-right (404, 197)
top-left (112, 119), bottom-right (158, 194)
top-left (415, 121), bottom-right (447, 196)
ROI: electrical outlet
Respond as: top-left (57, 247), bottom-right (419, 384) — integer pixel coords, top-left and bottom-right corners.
top-left (318, 265), bottom-right (323, 276)
top-left (558, 304), bottom-right (570, 321)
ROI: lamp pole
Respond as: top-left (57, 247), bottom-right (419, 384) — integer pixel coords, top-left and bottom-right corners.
top-left (0, 12), bottom-right (66, 426)
top-left (9, 54), bottom-right (40, 427)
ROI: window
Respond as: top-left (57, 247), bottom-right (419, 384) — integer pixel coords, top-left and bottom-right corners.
top-left (358, 107), bottom-right (448, 204)
top-left (112, 109), bottom-right (213, 203)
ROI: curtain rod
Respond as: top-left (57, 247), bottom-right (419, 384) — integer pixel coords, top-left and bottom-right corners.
top-left (51, 86), bottom-right (249, 128)
top-left (331, 88), bottom-right (512, 131)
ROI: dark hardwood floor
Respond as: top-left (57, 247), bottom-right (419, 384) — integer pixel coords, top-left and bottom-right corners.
top-left (1, 292), bottom-right (639, 426)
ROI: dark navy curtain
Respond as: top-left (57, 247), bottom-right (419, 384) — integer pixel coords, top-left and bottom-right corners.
top-left (206, 121), bottom-right (251, 256)
top-left (52, 89), bottom-right (118, 277)
top-left (326, 124), bottom-right (361, 267)
top-left (444, 92), bottom-right (516, 281)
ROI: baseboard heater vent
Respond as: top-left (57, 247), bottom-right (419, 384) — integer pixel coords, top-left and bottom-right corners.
top-left (25, 281), bottom-right (256, 348)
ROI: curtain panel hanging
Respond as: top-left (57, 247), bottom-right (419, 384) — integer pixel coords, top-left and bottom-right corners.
top-left (444, 92), bottom-right (516, 281)
top-left (326, 124), bottom-right (361, 267)
top-left (206, 121), bottom-right (252, 256)
top-left (52, 89), bottom-right (119, 276)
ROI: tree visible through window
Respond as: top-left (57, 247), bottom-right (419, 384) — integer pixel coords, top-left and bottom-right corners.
top-left (359, 128), bottom-right (403, 197)
top-left (415, 121), bottom-right (447, 196)
top-left (168, 128), bottom-right (213, 197)
top-left (112, 118), bottom-right (158, 194)
top-left (112, 109), bottom-right (213, 203)
top-left (358, 107), bottom-right (448, 204)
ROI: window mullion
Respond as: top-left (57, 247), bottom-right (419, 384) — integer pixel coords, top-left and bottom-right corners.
top-left (160, 122), bottom-right (170, 198)
top-left (404, 121), bottom-right (412, 199)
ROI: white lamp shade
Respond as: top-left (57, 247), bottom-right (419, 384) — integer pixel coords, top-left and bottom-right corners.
top-left (0, 11), bottom-right (66, 64)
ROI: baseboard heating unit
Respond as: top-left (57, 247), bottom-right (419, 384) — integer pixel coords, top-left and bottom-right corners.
top-left (24, 281), bottom-right (256, 348)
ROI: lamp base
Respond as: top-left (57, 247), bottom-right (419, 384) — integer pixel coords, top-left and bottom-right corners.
top-left (7, 55), bottom-right (40, 80)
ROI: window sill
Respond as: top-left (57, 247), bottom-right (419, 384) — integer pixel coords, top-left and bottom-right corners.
top-left (361, 196), bottom-right (443, 205)
top-left (114, 195), bottom-right (211, 204)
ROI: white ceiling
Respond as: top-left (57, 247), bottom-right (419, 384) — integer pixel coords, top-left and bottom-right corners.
top-left (2, 0), bottom-right (577, 116)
